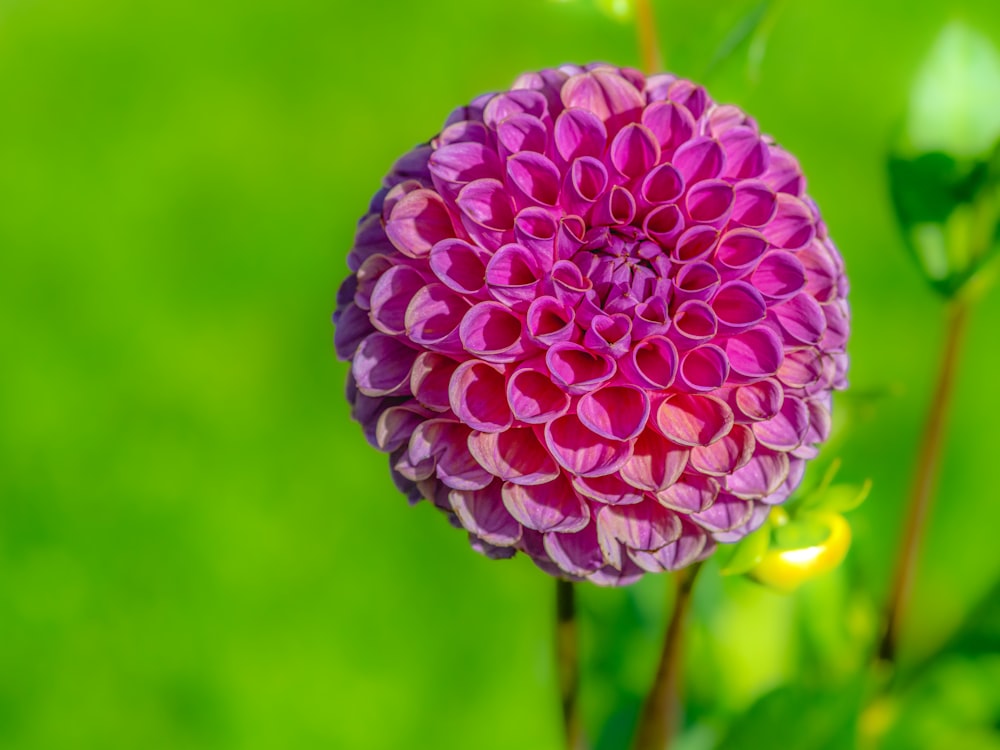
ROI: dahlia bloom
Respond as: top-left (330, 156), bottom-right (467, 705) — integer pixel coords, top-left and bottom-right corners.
top-left (334, 64), bottom-right (848, 586)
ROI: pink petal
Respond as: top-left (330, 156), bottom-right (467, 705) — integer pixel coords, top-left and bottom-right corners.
top-left (684, 179), bottom-right (734, 227)
top-left (624, 335), bottom-right (678, 389)
top-left (655, 394), bottom-right (734, 447)
top-left (690, 493), bottom-right (754, 532)
top-left (654, 474), bottom-right (720, 513)
top-left (507, 151), bottom-right (561, 207)
top-left (561, 69), bottom-right (645, 127)
top-left (544, 521), bottom-right (606, 577)
top-left (751, 251), bottom-right (806, 300)
top-left (428, 142), bottom-right (503, 191)
top-left (726, 450), bottom-right (791, 499)
top-left (670, 300), bottom-right (718, 344)
top-left (720, 127), bottom-right (769, 179)
top-left (629, 521), bottom-right (708, 571)
top-left (352, 333), bottom-right (417, 397)
top-left (673, 137), bottom-right (725, 184)
top-left (544, 413), bottom-right (633, 477)
top-left (593, 185), bottom-right (637, 226)
top-left (639, 163), bottom-right (684, 206)
top-left (410, 351), bottom-right (459, 412)
top-left (486, 243), bottom-right (542, 307)
top-left (370, 265), bottom-right (429, 335)
top-left (459, 301), bottom-right (526, 362)
top-left (678, 344), bottom-right (730, 392)
top-left (597, 501), bottom-right (683, 551)
top-left (375, 404), bottom-right (430, 452)
top-left (733, 378), bottom-right (784, 422)
top-left (583, 313), bottom-right (632, 358)
top-left (773, 292), bottom-right (827, 345)
top-left (712, 281), bottom-right (767, 331)
top-left (456, 178), bottom-right (516, 236)
top-left (450, 484), bottom-right (523, 547)
top-left (405, 283), bottom-right (470, 351)
top-left (641, 100), bottom-right (696, 155)
top-left (610, 123), bottom-right (661, 179)
top-left (620, 429), bottom-right (689, 492)
top-left (545, 342), bottom-right (616, 394)
top-left (632, 297), bottom-right (671, 338)
top-left (673, 225), bottom-right (719, 263)
top-left (554, 107), bottom-right (608, 162)
top-left (752, 395), bottom-right (809, 451)
top-left (725, 326), bottom-right (784, 379)
top-left (482, 89), bottom-right (549, 129)
top-left (642, 204), bottom-right (685, 247)
top-left (449, 359), bottom-right (513, 433)
top-left (502, 474), bottom-right (590, 533)
top-left (572, 473), bottom-right (645, 505)
top-left (715, 229), bottom-right (768, 278)
top-left (468, 427), bottom-right (560, 485)
top-left (689, 424), bottom-right (755, 476)
top-left (496, 113), bottom-right (548, 156)
top-left (578, 385), bottom-right (650, 441)
top-left (731, 179), bottom-right (777, 226)
top-left (563, 157), bottom-right (609, 213)
top-left (506, 358), bottom-right (571, 424)
top-left (384, 189), bottom-right (456, 258)
top-left (333, 302), bottom-right (374, 361)
top-left (762, 193), bottom-right (816, 249)
top-left (429, 239), bottom-right (487, 296)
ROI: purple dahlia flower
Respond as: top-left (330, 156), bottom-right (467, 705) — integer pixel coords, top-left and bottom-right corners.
top-left (334, 64), bottom-right (848, 586)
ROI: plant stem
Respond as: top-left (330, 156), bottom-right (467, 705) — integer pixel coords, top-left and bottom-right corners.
top-left (634, 0), bottom-right (663, 74)
top-left (632, 563), bottom-right (703, 750)
top-left (878, 295), bottom-right (972, 666)
top-left (556, 579), bottom-right (587, 750)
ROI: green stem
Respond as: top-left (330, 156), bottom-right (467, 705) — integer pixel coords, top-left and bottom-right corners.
top-left (632, 563), bottom-right (702, 750)
top-left (878, 295), bottom-right (972, 666)
top-left (634, 0), bottom-right (663, 74)
top-left (556, 579), bottom-right (587, 750)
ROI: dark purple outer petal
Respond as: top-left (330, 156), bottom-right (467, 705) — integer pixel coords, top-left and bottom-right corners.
top-left (335, 64), bottom-right (849, 586)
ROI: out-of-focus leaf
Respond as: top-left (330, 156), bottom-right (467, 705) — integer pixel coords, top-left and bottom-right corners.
top-left (718, 524), bottom-right (770, 576)
top-left (594, 0), bottom-right (633, 22)
top-left (800, 479), bottom-right (872, 514)
top-left (887, 150), bottom-right (997, 293)
top-left (905, 22), bottom-right (1000, 158)
top-left (703, 0), bottom-right (770, 79)
top-left (891, 23), bottom-right (1000, 296)
top-left (716, 678), bottom-right (864, 750)
top-left (877, 655), bottom-right (1000, 750)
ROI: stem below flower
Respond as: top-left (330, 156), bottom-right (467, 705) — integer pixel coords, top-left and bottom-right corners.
top-left (634, 0), bottom-right (663, 74)
top-left (556, 579), bottom-right (587, 750)
top-left (632, 563), bottom-right (702, 750)
top-left (878, 295), bottom-right (972, 666)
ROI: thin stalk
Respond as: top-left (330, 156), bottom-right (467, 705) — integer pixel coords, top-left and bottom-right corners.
top-left (632, 563), bottom-right (703, 750)
top-left (878, 296), bottom-right (972, 666)
top-left (634, 0), bottom-right (663, 74)
top-left (556, 579), bottom-right (587, 750)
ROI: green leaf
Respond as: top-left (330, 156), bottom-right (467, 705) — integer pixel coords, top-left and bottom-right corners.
top-left (594, 0), bottom-right (633, 22)
top-left (905, 22), bottom-right (1000, 159)
top-left (719, 525), bottom-right (770, 576)
top-left (801, 479), bottom-right (872, 514)
top-left (716, 679), bottom-right (864, 750)
top-left (887, 151), bottom-right (995, 293)
top-left (772, 515), bottom-right (831, 550)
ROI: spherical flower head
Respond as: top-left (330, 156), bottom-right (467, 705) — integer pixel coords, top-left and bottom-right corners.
top-left (334, 64), bottom-right (849, 586)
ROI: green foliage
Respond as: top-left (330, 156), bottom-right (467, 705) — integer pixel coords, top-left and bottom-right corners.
top-left (890, 23), bottom-right (1000, 297)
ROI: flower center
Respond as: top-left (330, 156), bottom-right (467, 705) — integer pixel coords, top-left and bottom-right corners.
top-left (580, 227), bottom-right (673, 312)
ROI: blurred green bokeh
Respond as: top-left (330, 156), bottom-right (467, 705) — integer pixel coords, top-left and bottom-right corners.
top-left (1, 0), bottom-right (999, 748)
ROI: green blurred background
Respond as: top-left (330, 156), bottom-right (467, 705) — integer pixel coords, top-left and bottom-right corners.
top-left (2, 0), bottom-right (999, 747)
